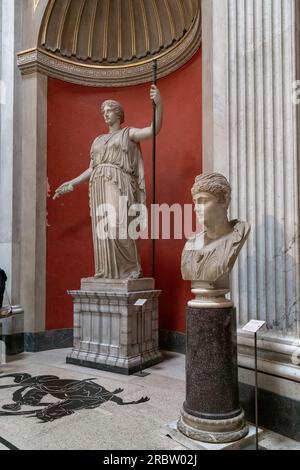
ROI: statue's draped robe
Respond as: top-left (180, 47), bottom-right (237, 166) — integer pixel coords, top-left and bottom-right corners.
top-left (89, 127), bottom-right (146, 279)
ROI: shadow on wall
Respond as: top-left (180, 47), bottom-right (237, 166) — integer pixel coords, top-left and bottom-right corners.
top-left (239, 382), bottom-right (300, 443)
top-left (237, 215), bottom-right (299, 334)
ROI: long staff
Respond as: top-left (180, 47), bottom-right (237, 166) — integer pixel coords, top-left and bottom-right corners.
top-left (152, 60), bottom-right (158, 279)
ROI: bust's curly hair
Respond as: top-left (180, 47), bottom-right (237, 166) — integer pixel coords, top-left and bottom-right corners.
top-left (191, 173), bottom-right (231, 209)
top-left (101, 100), bottom-right (125, 124)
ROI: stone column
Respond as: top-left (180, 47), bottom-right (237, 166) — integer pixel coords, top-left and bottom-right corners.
top-left (0, 0), bottom-right (24, 351)
top-left (202, 0), bottom-right (300, 375)
top-left (19, 72), bottom-right (47, 333)
top-left (0, 0), bottom-right (22, 305)
top-left (178, 305), bottom-right (248, 443)
top-left (17, 0), bottom-right (49, 336)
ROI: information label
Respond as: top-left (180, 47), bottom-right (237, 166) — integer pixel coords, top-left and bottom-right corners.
top-left (242, 320), bottom-right (266, 333)
top-left (134, 299), bottom-right (148, 307)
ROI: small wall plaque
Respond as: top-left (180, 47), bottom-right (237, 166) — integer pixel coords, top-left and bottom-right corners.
top-left (134, 299), bottom-right (148, 307)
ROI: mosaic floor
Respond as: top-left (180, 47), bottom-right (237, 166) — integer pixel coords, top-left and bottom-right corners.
top-left (0, 349), bottom-right (299, 450)
top-left (0, 349), bottom-right (186, 450)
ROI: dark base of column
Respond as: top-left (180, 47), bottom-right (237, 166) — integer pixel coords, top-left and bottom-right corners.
top-left (178, 305), bottom-right (248, 443)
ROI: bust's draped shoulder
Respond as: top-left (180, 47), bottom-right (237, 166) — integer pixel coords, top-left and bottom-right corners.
top-left (181, 220), bottom-right (250, 282)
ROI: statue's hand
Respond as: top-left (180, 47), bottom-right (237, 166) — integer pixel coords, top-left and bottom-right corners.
top-left (53, 182), bottom-right (74, 200)
top-left (150, 85), bottom-right (161, 105)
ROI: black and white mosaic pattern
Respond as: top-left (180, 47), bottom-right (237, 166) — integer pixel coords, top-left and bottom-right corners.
top-left (0, 373), bottom-right (149, 422)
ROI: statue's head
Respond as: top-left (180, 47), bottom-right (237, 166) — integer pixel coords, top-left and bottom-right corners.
top-left (191, 173), bottom-right (231, 226)
top-left (101, 100), bottom-right (125, 125)
top-left (192, 173), bottom-right (231, 208)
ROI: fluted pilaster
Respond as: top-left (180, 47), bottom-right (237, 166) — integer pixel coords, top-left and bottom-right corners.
top-left (203, 0), bottom-right (300, 338)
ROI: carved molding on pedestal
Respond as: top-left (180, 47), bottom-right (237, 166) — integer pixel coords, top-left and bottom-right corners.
top-left (67, 278), bottom-right (162, 374)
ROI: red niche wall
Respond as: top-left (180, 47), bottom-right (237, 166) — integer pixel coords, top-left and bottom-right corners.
top-left (47, 49), bottom-right (202, 332)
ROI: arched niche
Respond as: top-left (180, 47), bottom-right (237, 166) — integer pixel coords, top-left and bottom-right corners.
top-left (18, 0), bottom-right (201, 86)
top-left (16, 0), bottom-right (202, 336)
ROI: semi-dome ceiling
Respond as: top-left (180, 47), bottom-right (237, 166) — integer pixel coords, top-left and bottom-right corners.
top-left (39, 0), bottom-right (199, 65)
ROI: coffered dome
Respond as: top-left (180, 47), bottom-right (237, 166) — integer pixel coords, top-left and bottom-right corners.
top-left (39, 0), bottom-right (199, 65)
top-left (17, 0), bottom-right (201, 86)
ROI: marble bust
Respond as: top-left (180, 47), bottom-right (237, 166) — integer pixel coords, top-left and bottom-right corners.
top-left (181, 173), bottom-right (250, 307)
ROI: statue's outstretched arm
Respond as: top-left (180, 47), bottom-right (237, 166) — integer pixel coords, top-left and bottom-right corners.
top-left (53, 164), bottom-right (92, 200)
top-left (129, 85), bottom-right (163, 143)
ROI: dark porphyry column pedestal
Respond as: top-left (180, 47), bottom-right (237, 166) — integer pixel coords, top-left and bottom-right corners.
top-left (177, 306), bottom-right (248, 443)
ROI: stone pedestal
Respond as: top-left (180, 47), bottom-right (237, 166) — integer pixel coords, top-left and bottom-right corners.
top-left (67, 278), bottom-right (162, 375)
top-left (178, 306), bottom-right (248, 443)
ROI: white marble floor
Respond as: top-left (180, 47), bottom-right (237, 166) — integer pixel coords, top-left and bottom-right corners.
top-left (0, 349), bottom-right (299, 451)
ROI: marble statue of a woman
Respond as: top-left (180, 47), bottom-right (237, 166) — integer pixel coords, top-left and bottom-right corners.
top-left (54, 85), bottom-right (163, 280)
